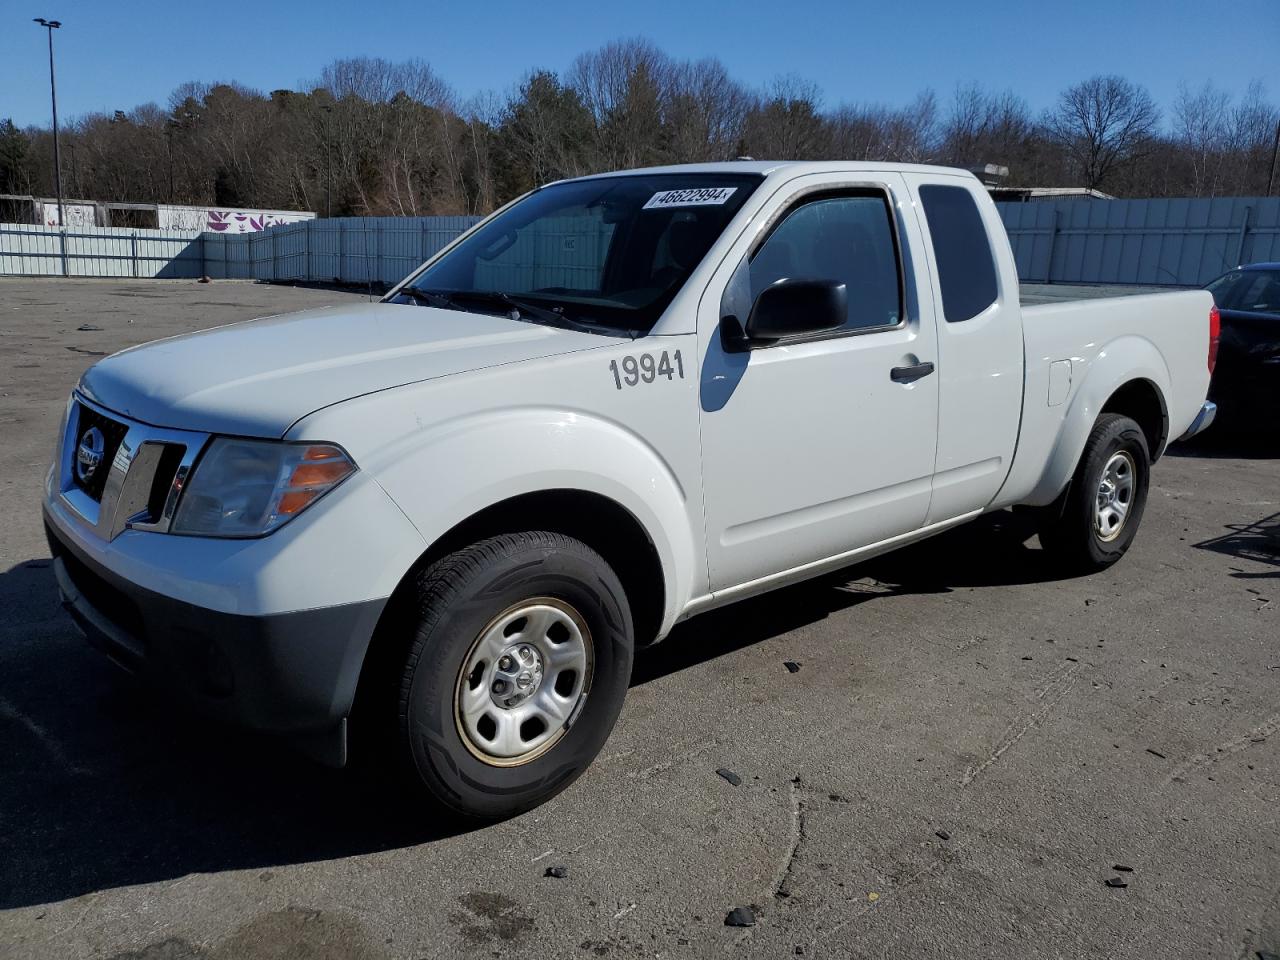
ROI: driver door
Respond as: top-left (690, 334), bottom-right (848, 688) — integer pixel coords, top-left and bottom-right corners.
top-left (697, 174), bottom-right (940, 592)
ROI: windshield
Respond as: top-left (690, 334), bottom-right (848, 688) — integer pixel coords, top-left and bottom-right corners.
top-left (1206, 268), bottom-right (1280, 315)
top-left (392, 173), bottom-right (763, 333)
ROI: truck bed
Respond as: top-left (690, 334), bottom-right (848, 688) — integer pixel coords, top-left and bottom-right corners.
top-left (998, 287), bottom-right (1214, 508)
top-left (1019, 282), bottom-right (1171, 305)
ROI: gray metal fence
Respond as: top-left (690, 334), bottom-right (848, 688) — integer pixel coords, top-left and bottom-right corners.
top-left (0, 216), bottom-right (480, 283)
top-left (998, 197), bottom-right (1280, 286)
top-left (5, 199), bottom-right (1280, 287)
top-left (202, 216), bottom-right (480, 283)
top-left (0, 222), bottom-right (204, 278)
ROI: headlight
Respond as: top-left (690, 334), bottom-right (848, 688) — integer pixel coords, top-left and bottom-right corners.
top-left (171, 438), bottom-right (356, 537)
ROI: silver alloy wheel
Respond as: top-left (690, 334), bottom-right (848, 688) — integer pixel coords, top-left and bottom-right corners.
top-left (1094, 450), bottom-right (1136, 542)
top-left (454, 597), bottom-right (593, 767)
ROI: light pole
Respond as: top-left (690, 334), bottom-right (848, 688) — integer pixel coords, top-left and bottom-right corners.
top-left (33, 18), bottom-right (64, 227)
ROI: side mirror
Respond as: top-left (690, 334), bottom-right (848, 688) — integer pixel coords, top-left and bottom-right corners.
top-left (744, 279), bottom-right (847, 343)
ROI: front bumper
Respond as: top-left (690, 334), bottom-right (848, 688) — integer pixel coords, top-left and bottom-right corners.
top-left (1178, 401), bottom-right (1217, 441)
top-left (45, 515), bottom-right (385, 765)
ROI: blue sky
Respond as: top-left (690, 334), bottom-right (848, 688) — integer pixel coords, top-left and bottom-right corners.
top-left (2, 0), bottom-right (1277, 128)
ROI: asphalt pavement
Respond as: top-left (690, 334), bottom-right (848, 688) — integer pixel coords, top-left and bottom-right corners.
top-left (0, 278), bottom-right (1277, 959)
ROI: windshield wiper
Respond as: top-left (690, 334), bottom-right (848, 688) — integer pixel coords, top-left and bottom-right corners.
top-left (445, 290), bottom-right (608, 335)
top-left (402, 287), bottom-right (637, 338)
top-left (397, 287), bottom-right (459, 311)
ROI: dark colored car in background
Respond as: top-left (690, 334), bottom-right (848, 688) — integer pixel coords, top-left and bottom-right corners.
top-left (1204, 262), bottom-right (1280, 437)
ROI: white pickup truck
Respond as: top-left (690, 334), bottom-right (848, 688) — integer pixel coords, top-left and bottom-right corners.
top-left (44, 161), bottom-right (1218, 818)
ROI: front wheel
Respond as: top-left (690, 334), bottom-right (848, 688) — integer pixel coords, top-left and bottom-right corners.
top-left (394, 531), bottom-right (633, 820)
top-left (1037, 413), bottom-right (1151, 573)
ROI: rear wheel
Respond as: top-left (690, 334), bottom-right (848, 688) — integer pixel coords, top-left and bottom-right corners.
top-left (1038, 413), bottom-right (1151, 573)
top-left (394, 531), bottom-right (633, 820)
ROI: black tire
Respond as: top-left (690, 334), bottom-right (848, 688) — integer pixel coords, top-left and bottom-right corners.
top-left (1037, 413), bottom-right (1151, 573)
top-left (395, 531), bottom-right (633, 820)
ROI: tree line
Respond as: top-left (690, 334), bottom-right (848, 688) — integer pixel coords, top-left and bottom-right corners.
top-left (1, 38), bottom-right (1277, 218)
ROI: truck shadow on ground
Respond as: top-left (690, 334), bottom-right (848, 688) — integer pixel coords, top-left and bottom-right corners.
top-left (0, 560), bottom-right (468, 911)
top-left (0, 512), bottom-right (1059, 910)
top-left (633, 509), bottom-right (1061, 685)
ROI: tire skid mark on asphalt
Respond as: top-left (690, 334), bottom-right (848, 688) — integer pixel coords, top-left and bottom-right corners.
top-left (1164, 711), bottom-right (1280, 785)
top-left (960, 661), bottom-right (1081, 789)
top-left (0, 693), bottom-right (91, 777)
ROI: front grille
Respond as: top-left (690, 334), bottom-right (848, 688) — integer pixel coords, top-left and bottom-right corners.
top-left (72, 404), bottom-right (129, 501)
top-left (58, 395), bottom-right (208, 539)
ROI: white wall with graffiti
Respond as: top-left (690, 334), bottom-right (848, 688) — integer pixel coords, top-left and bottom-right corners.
top-left (156, 205), bottom-right (316, 233)
top-left (39, 201), bottom-right (98, 227)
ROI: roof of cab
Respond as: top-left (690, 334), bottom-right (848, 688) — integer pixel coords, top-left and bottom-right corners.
top-left (556, 159), bottom-right (980, 184)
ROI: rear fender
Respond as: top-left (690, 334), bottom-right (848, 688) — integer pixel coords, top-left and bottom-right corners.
top-left (1025, 335), bottom-right (1171, 506)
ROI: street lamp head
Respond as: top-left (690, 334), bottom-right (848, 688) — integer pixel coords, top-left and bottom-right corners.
top-left (34, 18), bottom-right (62, 28)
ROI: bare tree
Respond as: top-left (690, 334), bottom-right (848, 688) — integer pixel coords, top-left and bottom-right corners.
top-left (664, 58), bottom-right (750, 162)
top-left (1226, 80), bottom-right (1280, 194)
top-left (1046, 75), bottom-right (1160, 190)
top-left (569, 38), bottom-right (673, 169)
top-left (1173, 81), bottom-right (1231, 196)
top-left (742, 75), bottom-right (828, 159)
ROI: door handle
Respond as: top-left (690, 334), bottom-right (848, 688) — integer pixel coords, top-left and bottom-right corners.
top-left (890, 360), bottom-right (935, 384)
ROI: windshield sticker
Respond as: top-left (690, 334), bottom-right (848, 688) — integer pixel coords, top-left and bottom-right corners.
top-left (643, 187), bottom-right (738, 210)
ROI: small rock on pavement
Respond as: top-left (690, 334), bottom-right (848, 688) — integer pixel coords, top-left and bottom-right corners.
top-left (1104, 877), bottom-right (1128, 888)
top-left (1113, 864), bottom-right (1134, 872)
top-left (935, 830), bottom-right (950, 841)
top-left (77, 323), bottom-right (104, 331)
top-left (716, 768), bottom-right (743, 787)
top-left (783, 660), bottom-right (801, 673)
top-left (725, 906), bottom-right (756, 927)
top-left (544, 865), bottom-right (568, 879)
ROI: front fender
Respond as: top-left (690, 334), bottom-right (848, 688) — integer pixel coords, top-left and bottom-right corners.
top-left (1024, 335), bottom-right (1171, 506)
top-left (365, 407), bottom-right (697, 637)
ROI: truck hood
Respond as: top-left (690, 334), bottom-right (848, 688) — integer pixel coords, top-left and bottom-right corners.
top-left (79, 302), bottom-right (610, 437)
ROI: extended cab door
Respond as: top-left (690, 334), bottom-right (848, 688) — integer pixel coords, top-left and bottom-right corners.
top-left (899, 174), bottom-right (1023, 523)
top-left (697, 173), bottom-right (940, 592)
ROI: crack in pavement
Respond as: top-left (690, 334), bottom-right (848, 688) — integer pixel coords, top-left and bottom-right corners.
top-left (960, 662), bottom-right (1081, 789)
top-left (771, 776), bottom-right (806, 901)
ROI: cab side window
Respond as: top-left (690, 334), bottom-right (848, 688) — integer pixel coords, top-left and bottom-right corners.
top-left (918, 184), bottom-right (999, 323)
top-left (747, 193), bottom-right (902, 333)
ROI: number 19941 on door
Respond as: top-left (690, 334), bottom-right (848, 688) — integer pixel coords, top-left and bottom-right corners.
top-left (609, 350), bottom-right (685, 390)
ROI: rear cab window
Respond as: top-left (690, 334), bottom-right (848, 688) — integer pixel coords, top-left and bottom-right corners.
top-left (919, 184), bottom-right (998, 323)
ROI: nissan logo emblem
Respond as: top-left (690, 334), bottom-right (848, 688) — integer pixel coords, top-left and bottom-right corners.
top-left (76, 426), bottom-right (105, 483)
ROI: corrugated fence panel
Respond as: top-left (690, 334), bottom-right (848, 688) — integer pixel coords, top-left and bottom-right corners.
top-left (0, 216), bottom-right (480, 282)
top-left (0, 223), bottom-right (204, 278)
top-left (998, 196), bottom-right (1280, 286)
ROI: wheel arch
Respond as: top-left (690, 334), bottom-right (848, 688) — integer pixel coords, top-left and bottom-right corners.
top-left (394, 488), bottom-right (668, 648)
top-left (1100, 378), bottom-right (1168, 462)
